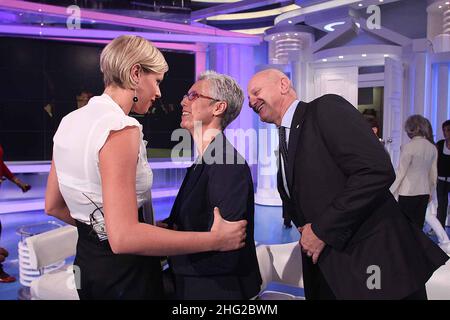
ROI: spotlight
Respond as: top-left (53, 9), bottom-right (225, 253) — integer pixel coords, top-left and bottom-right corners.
top-left (339, 56), bottom-right (344, 59)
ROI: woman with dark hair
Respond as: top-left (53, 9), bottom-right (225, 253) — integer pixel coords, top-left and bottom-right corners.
top-left (390, 115), bottom-right (437, 228)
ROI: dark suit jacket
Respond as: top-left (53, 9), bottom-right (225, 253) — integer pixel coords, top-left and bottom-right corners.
top-left (278, 94), bottom-right (449, 299)
top-left (167, 132), bottom-right (261, 299)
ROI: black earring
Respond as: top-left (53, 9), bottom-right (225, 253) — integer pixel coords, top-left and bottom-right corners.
top-left (133, 89), bottom-right (138, 103)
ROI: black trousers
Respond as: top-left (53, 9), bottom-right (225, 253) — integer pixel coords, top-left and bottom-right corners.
top-left (74, 220), bottom-right (164, 300)
top-left (398, 195), bottom-right (429, 229)
top-left (302, 252), bottom-right (336, 300)
top-left (302, 253), bottom-right (429, 300)
top-left (402, 286), bottom-right (428, 300)
top-left (437, 180), bottom-right (450, 228)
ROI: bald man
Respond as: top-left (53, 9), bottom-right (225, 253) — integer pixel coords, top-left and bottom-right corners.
top-left (248, 69), bottom-right (448, 300)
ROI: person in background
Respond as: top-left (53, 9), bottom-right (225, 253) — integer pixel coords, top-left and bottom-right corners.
top-left (436, 120), bottom-right (450, 229)
top-left (76, 90), bottom-right (94, 109)
top-left (0, 144), bottom-right (31, 193)
top-left (366, 117), bottom-right (381, 139)
top-left (390, 115), bottom-right (437, 229)
top-left (0, 144), bottom-right (31, 283)
top-left (0, 247), bottom-right (15, 283)
top-left (424, 200), bottom-right (450, 253)
top-left (45, 35), bottom-right (247, 300)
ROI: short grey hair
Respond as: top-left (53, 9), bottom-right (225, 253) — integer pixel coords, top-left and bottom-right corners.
top-left (198, 70), bottom-right (244, 129)
top-left (405, 114), bottom-right (434, 144)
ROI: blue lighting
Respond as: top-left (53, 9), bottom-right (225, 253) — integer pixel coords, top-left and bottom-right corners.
top-left (448, 63), bottom-right (450, 120)
top-left (431, 63), bottom-right (439, 137)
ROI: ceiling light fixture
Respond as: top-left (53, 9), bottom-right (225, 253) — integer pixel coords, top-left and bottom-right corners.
top-left (324, 21), bottom-right (360, 32)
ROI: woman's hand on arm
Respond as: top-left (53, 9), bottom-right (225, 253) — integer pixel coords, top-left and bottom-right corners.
top-left (100, 127), bottom-right (246, 255)
top-left (44, 160), bottom-right (76, 226)
top-left (210, 207), bottom-right (247, 251)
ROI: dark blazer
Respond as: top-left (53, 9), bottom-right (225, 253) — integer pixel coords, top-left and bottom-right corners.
top-left (167, 132), bottom-right (262, 299)
top-left (278, 94), bottom-right (449, 299)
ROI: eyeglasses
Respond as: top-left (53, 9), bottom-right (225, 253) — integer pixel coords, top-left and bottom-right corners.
top-left (183, 91), bottom-right (219, 102)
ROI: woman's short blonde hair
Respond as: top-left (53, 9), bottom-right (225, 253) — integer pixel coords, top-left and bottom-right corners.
top-left (100, 35), bottom-right (168, 89)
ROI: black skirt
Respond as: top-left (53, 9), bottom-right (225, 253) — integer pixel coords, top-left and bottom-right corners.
top-left (74, 218), bottom-right (164, 300)
top-left (398, 194), bottom-right (429, 229)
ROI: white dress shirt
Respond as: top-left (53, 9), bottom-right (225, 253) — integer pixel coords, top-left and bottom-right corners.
top-left (279, 100), bottom-right (299, 197)
top-left (53, 93), bottom-right (153, 224)
top-left (390, 136), bottom-right (437, 197)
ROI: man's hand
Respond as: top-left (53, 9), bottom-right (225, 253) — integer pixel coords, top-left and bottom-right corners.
top-left (298, 223), bottom-right (326, 264)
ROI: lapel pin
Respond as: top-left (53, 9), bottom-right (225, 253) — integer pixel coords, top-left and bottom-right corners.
top-left (296, 124), bottom-right (300, 129)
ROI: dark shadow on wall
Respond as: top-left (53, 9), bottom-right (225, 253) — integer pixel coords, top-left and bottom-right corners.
top-left (0, 37), bottom-right (195, 161)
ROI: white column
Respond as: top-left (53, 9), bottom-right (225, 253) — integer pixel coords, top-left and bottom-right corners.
top-left (207, 43), bottom-right (259, 178)
top-left (253, 26), bottom-right (314, 206)
top-left (444, 8), bottom-right (450, 34)
top-left (428, 1), bottom-right (450, 52)
top-left (436, 63), bottom-right (449, 140)
top-left (412, 53), bottom-right (428, 115)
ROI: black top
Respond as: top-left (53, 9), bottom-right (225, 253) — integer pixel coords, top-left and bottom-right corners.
top-left (437, 140), bottom-right (450, 177)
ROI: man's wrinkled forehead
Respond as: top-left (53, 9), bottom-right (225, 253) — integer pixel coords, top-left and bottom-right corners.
top-left (248, 73), bottom-right (272, 92)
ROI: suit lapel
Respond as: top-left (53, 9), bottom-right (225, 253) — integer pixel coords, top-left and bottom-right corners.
top-left (179, 161), bottom-right (205, 200)
top-left (168, 163), bottom-right (195, 222)
top-left (286, 101), bottom-right (308, 192)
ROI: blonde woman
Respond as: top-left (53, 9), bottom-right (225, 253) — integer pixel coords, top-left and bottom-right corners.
top-left (45, 35), bottom-right (246, 300)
